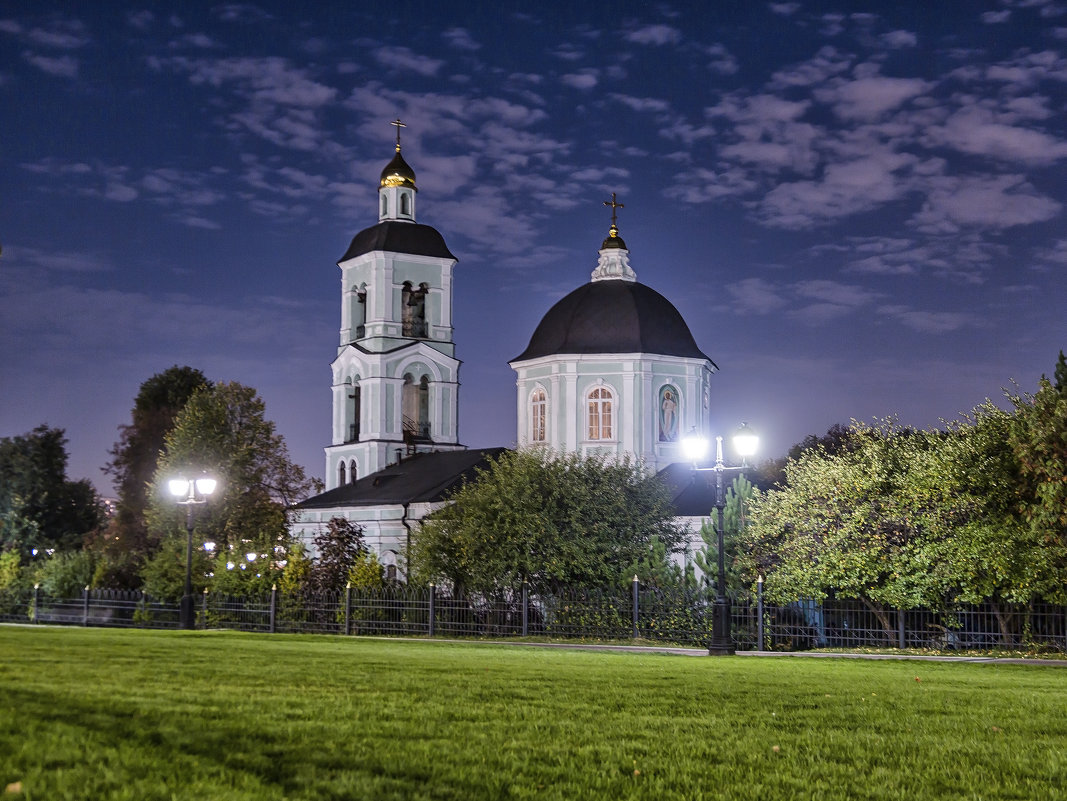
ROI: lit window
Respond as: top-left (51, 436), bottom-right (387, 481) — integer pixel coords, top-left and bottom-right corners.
top-left (531, 388), bottom-right (547, 442)
top-left (587, 387), bottom-right (613, 440)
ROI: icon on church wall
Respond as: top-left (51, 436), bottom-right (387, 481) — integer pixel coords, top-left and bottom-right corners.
top-left (659, 385), bottom-right (679, 442)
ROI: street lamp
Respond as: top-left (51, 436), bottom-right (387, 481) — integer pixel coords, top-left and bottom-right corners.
top-left (169, 475), bottom-right (217, 630)
top-left (681, 423), bottom-right (759, 655)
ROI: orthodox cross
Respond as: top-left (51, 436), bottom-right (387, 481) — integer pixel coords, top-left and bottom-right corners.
top-left (391, 118), bottom-right (406, 151)
top-left (603, 193), bottom-right (624, 227)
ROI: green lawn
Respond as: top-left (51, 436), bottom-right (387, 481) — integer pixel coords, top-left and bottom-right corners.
top-left (1, 627), bottom-right (1064, 800)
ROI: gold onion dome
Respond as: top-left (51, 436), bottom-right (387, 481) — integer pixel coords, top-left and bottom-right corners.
top-left (601, 223), bottom-right (626, 250)
top-left (379, 148), bottom-right (417, 190)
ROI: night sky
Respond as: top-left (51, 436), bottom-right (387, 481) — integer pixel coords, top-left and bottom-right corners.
top-left (3, 1), bottom-right (1065, 494)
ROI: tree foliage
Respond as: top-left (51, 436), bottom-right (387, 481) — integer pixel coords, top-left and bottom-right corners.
top-left (408, 449), bottom-right (682, 595)
top-left (743, 397), bottom-right (1065, 613)
top-left (98, 366), bottom-right (208, 580)
top-left (147, 381), bottom-right (321, 594)
top-left (694, 473), bottom-right (758, 596)
top-left (0, 425), bottom-right (103, 560)
top-left (307, 518), bottom-right (367, 594)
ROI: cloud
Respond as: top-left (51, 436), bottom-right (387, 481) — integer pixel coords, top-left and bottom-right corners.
top-left (768, 3), bottom-right (801, 15)
top-left (3, 245), bottom-right (112, 274)
top-left (25, 18), bottom-right (91, 49)
top-left (878, 306), bottom-right (975, 333)
top-left (881, 30), bottom-right (918, 48)
top-left (561, 71), bottom-right (598, 90)
top-left (127, 10), bottom-right (154, 29)
top-left (372, 46), bottom-right (444, 76)
top-left (981, 10), bottom-right (1012, 23)
top-left (624, 24), bottom-right (682, 46)
top-left (21, 51), bottom-right (79, 77)
top-left (725, 278), bottom-right (788, 314)
top-left (1035, 238), bottom-right (1067, 265)
top-left (770, 46), bottom-right (852, 88)
top-left (756, 149), bottom-right (919, 228)
top-left (609, 93), bottom-right (671, 113)
top-left (213, 4), bottom-right (273, 23)
top-left (920, 104), bottom-right (1067, 164)
top-left (442, 27), bottom-right (480, 51)
top-left (814, 73), bottom-right (932, 121)
top-left (911, 174), bottom-right (1061, 233)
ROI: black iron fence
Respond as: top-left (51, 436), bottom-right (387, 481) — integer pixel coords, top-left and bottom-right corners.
top-left (2, 583), bottom-right (1065, 652)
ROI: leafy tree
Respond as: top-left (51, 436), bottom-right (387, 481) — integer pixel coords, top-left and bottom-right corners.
top-left (96, 366), bottom-right (208, 584)
top-left (1008, 355), bottom-right (1067, 594)
top-left (409, 448), bottom-right (683, 595)
top-left (0, 425), bottom-right (103, 560)
top-left (307, 518), bottom-right (367, 594)
top-left (742, 407), bottom-right (1056, 633)
top-left (752, 423), bottom-right (855, 490)
top-left (147, 381), bottom-right (322, 595)
top-left (347, 550), bottom-right (385, 591)
top-left (34, 550), bottom-right (96, 598)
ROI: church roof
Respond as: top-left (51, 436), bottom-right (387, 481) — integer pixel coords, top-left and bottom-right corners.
top-left (657, 462), bottom-right (720, 518)
top-left (339, 221), bottom-right (456, 263)
top-left (511, 280), bottom-right (714, 363)
top-left (296, 448), bottom-right (509, 510)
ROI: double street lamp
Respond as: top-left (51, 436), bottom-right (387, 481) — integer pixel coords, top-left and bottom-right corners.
top-left (169, 475), bottom-right (217, 630)
top-left (682, 423), bottom-right (759, 655)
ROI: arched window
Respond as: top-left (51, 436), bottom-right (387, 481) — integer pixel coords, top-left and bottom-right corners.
top-left (531, 388), bottom-right (547, 442)
top-left (338, 461), bottom-right (347, 486)
top-left (402, 373), bottom-right (430, 441)
top-left (348, 383), bottom-right (361, 443)
top-left (380, 194), bottom-right (388, 217)
top-left (587, 387), bottom-right (613, 441)
top-left (400, 191), bottom-right (411, 216)
top-left (402, 282), bottom-right (427, 337)
top-left (349, 460), bottom-right (357, 483)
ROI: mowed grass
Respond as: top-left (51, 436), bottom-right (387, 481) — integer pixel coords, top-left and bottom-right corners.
top-left (1, 628), bottom-right (1065, 801)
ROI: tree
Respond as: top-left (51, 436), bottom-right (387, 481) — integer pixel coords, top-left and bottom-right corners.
top-left (147, 381), bottom-right (322, 595)
top-left (694, 473), bottom-right (758, 596)
top-left (1008, 354), bottom-right (1067, 595)
top-left (741, 409), bottom-right (1054, 634)
top-left (307, 518), bottom-right (367, 594)
top-left (408, 448), bottom-right (683, 595)
top-left (97, 366), bottom-right (208, 583)
top-left (0, 425), bottom-right (103, 560)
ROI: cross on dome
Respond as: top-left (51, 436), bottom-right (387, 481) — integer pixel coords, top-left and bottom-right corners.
top-left (600, 192), bottom-right (627, 251)
top-left (390, 118), bottom-right (406, 152)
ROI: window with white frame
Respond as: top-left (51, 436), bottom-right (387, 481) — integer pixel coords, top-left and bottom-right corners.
top-left (587, 386), bottom-right (613, 440)
top-left (531, 388), bottom-right (547, 442)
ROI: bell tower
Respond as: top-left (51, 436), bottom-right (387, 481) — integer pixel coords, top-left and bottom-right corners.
top-left (325, 122), bottom-right (464, 489)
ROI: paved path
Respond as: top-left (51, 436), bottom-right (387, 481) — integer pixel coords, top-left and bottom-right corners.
top-left (386, 637), bottom-right (1067, 665)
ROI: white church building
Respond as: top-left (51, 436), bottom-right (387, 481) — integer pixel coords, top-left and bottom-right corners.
top-left (291, 128), bottom-right (719, 574)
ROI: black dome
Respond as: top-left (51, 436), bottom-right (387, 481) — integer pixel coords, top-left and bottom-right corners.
top-left (513, 281), bottom-right (714, 363)
top-left (339, 221), bottom-right (456, 262)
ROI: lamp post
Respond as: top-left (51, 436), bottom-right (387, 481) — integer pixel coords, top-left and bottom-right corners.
top-left (169, 475), bottom-right (217, 630)
top-left (682, 423), bottom-right (759, 655)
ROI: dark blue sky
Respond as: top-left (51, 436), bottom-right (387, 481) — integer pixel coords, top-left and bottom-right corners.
top-left (2, 1), bottom-right (1065, 492)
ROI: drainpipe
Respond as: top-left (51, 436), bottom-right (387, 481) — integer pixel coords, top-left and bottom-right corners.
top-left (401, 502), bottom-right (412, 581)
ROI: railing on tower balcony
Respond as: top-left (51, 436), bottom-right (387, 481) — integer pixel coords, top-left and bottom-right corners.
top-left (403, 416), bottom-right (431, 444)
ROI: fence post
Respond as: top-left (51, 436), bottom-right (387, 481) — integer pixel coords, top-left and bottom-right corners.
top-left (269, 584), bottom-right (277, 634)
top-left (757, 575), bottom-right (765, 651)
top-left (83, 585), bottom-right (90, 627)
top-left (345, 581), bottom-right (352, 636)
top-left (201, 588), bottom-right (208, 629)
top-left (897, 608), bottom-right (906, 649)
top-left (32, 583), bottom-right (40, 624)
top-left (522, 580), bottom-right (529, 637)
top-left (428, 583), bottom-right (436, 637)
top-left (632, 575), bottom-right (639, 640)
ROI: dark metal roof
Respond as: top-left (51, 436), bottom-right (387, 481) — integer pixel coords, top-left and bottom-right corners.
top-left (657, 462), bottom-right (720, 518)
top-left (512, 280), bottom-right (714, 363)
top-left (296, 448), bottom-right (508, 510)
top-left (339, 221), bottom-right (456, 263)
